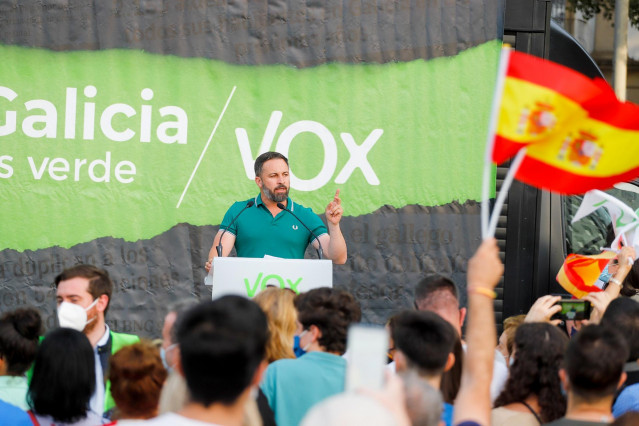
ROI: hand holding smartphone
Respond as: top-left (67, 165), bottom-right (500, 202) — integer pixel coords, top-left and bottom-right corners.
top-left (551, 299), bottom-right (592, 321)
top-left (345, 324), bottom-right (389, 392)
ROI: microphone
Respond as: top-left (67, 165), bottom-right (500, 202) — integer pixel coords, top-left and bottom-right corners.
top-left (216, 200), bottom-right (255, 257)
top-left (276, 202), bottom-right (324, 259)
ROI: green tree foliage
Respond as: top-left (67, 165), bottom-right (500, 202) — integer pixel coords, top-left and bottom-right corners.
top-left (567, 0), bottom-right (639, 27)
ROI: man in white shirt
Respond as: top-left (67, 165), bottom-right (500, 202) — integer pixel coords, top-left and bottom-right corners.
top-left (145, 296), bottom-right (268, 425)
top-left (414, 274), bottom-right (508, 402)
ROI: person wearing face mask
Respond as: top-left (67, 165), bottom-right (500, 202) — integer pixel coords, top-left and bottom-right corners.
top-left (55, 264), bottom-right (139, 419)
top-left (157, 299), bottom-right (198, 415)
top-left (260, 287), bottom-right (362, 426)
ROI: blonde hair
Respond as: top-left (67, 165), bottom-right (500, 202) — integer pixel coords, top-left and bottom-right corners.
top-left (254, 287), bottom-right (297, 363)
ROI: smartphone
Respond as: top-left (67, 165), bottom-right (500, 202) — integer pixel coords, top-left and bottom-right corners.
top-left (344, 324), bottom-right (389, 392)
top-left (552, 299), bottom-right (591, 321)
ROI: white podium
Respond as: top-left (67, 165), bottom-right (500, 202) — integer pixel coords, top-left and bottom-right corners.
top-left (209, 257), bottom-right (333, 299)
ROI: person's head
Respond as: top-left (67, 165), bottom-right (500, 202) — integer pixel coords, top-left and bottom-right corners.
top-left (109, 341), bottom-right (168, 420)
top-left (254, 151), bottom-right (290, 203)
top-left (176, 297), bottom-right (268, 407)
top-left (28, 328), bottom-right (95, 423)
top-left (561, 324), bottom-right (628, 404)
top-left (253, 287), bottom-right (297, 363)
top-left (0, 307), bottom-right (42, 376)
top-left (400, 371), bottom-right (444, 426)
top-left (600, 297), bottom-right (639, 362)
top-left (161, 298), bottom-right (199, 371)
top-left (55, 264), bottom-right (112, 332)
top-left (294, 287), bottom-right (362, 355)
top-left (414, 275), bottom-right (465, 336)
top-left (497, 314), bottom-right (526, 364)
top-left (392, 310), bottom-right (457, 380)
top-left (494, 323), bottom-right (569, 423)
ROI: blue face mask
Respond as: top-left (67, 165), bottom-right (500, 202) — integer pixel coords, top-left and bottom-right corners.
top-left (293, 330), bottom-right (309, 358)
top-left (160, 347), bottom-right (169, 371)
top-left (598, 264), bottom-right (612, 284)
top-left (160, 344), bottom-right (177, 372)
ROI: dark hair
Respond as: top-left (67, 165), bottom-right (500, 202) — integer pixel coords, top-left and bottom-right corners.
top-left (254, 151), bottom-right (289, 177)
top-left (440, 335), bottom-right (463, 404)
top-left (414, 275), bottom-right (459, 309)
top-left (55, 264), bottom-right (113, 315)
top-left (295, 288), bottom-right (362, 355)
top-left (494, 323), bottom-right (568, 423)
top-left (392, 310), bottom-right (457, 377)
top-left (564, 324), bottom-right (628, 402)
top-left (177, 297), bottom-right (268, 407)
top-left (109, 341), bottom-right (168, 419)
top-left (0, 307), bottom-right (42, 375)
top-left (600, 297), bottom-right (639, 361)
top-left (439, 333), bottom-right (464, 405)
top-left (28, 328), bottom-right (95, 423)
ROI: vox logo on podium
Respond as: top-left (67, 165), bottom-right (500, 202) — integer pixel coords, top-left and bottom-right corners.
top-left (243, 272), bottom-right (303, 297)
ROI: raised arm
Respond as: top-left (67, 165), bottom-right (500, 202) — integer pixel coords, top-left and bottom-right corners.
top-left (454, 238), bottom-right (503, 426)
top-left (315, 189), bottom-right (347, 264)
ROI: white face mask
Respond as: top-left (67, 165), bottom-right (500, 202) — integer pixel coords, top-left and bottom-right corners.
top-left (57, 298), bottom-right (99, 331)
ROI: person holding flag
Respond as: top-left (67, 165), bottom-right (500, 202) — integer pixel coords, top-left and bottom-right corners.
top-left (480, 47), bottom-right (639, 322)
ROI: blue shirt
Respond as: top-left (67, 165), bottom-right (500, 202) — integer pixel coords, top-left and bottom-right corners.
top-left (0, 400), bottom-right (31, 426)
top-left (261, 351), bottom-right (346, 426)
top-left (221, 194), bottom-right (327, 259)
top-left (613, 383), bottom-right (639, 418)
top-left (443, 402), bottom-right (454, 426)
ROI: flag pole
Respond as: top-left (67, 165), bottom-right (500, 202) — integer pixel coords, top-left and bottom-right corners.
top-left (487, 148), bottom-right (526, 238)
top-left (482, 45), bottom-right (512, 239)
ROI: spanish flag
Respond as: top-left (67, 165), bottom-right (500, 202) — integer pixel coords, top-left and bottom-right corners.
top-left (492, 50), bottom-right (639, 195)
top-left (556, 251), bottom-right (616, 298)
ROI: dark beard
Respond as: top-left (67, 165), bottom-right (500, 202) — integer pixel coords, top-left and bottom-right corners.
top-left (263, 186), bottom-right (288, 202)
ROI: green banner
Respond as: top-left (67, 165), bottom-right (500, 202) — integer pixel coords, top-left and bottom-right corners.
top-left (0, 41), bottom-right (499, 252)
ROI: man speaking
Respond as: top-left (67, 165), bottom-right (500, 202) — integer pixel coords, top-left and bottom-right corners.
top-left (205, 151), bottom-right (347, 271)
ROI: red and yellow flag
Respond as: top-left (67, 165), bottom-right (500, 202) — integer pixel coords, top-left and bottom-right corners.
top-left (556, 251), bottom-right (616, 298)
top-left (492, 51), bottom-right (639, 195)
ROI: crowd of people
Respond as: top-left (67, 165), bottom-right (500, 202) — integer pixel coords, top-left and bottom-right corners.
top-left (1, 238), bottom-right (639, 425)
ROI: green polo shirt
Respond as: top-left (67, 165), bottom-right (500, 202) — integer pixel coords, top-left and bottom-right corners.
top-left (220, 194), bottom-right (327, 259)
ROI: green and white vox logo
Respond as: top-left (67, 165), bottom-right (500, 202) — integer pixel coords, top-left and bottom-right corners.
top-left (236, 111), bottom-right (383, 191)
top-left (244, 272), bottom-right (303, 297)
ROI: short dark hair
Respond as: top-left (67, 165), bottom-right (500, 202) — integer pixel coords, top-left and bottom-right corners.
top-left (109, 341), bottom-right (168, 418)
top-left (392, 310), bottom-right (457, 377)
top-left (295, 288), bottom-right (362, 355)
top-left (0, 307), bottom-right (42, 375)
top-left (494, 323), bottom-right (568, 423)
top-left (55, 264), bottom-right (113, 315)
top-left (564, 325), bottom-right (628, 402)
top-left (600, 297), bottom-right (639, 361)
top-left (414, 275), bottom-right (459, 309)
top-left (177, 297), bottom-right (268, 407)
top-left (254, 151), bottom-right (289, 177)
top-left (440, 335), bottom-right (463, 404)
top-left (28, 328), bottom-right (95, 423)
